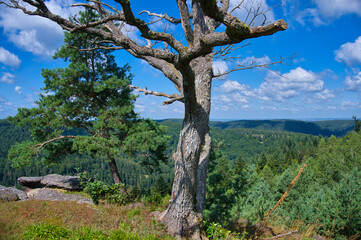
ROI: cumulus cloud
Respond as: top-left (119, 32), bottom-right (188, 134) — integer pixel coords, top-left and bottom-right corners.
top-left (213, 81), bottom-right (249, 107)
top-left (238, 55), bottom-right (271, 67)
top-left (229, 0), bottom-right (275, 26)
top-left (295, 0), bottom-right (361, 26)
top-left (256, 67), bottom-right (324, 101)
top-left (213, 93), bottom-right (248, 105)
top-left (0, 47), bottom-right (21, 68)
top-left (344, 71), bottom-right (361, 91)
top-left (261, 106), bottom-right (277, 111)
top-left (335, 36), bottom-right (361, 66)
top-left (0, 72), bottom-right (15, 84)
top-left (15, 86), bottom-right (22, 95)
top-left (214, 68), bottom-right (330, 110)
top-left (212, 61), bottom-right (229, 78)
top-left (341, 100), bottom-right (361, 109)
top-left (0, 0), bottom-right (80, 57)
top-left (314, 0), bottom-right (361, 19)
top-left (219, 80), bottom-right (245, 93)
top-left (316, 89), bottom-right (335, 100)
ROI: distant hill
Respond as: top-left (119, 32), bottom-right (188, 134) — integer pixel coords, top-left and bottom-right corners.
top-left (0, 118), bottom-right (355, 187)
top-left (157, 119), bottom-right (355, 137)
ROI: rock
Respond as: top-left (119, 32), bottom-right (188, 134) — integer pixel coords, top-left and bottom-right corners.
top-left (27, 188), bottom-right (93, 204)
top-left (40, 174), bottom-right (82, 190)
top-left (18, 174), bottom-right (82, 191)
top-left (18, 176), bottom-right (44, 189)
top-left (0, 185), bottom-right (20, 201)
top-left (8, 187), bottom-right (28, 200)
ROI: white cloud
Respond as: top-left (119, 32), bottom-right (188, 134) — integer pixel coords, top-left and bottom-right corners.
top-left (256, 67), bottom-right (324, 101)
top-left (314, 0), bottom-right (361, 19)
top-left (216, 68), bottom-right (328, 105)
top-left (260, 106), bottom-right (277, 110)
top-left (238, 55), bottom-right (271, 67)
top-left (0, 47), bottom-right (21, 68)
top-left (213, 92), bottom-right (248, 105)
top-left (212, 61), bottom-right (228, 77)
top-left (335, 36), bottom-right (361, 66)
top-left (218, 80), bottom-right (256, 98)
top-left (0, 72), bottom-right (15, 84)
top-left (344, 71), bottom-right (361, 91)
top-left (296, 8), bottom-right (325, 27)
top-left (316, 89), bottom-right (335, 100)
top-left (15, 86), bottom-right (22, 95)
top-left (341, 100), bottom-right (361, 109)
top-left (295, 0), bottom-right (361, 27)
top-left (0, 0), bottom-right (80, 57)
top-left (219, 80), bottom-right (245, 93)
top-left (230, 0), bottom-right (275, 26)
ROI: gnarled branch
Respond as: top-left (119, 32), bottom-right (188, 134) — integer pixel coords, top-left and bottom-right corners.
top-left (139, 10), bottom-right (185, 25)
top-left (213, 55), bottom-right (294, 78)
top-left (130, 85), bottom-right (183, 105)
top-left (34, 135), bottom-right (77, 153)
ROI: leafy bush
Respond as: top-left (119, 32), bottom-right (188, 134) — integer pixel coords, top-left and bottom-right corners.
top-left (83, 179), bottom-right (138, 205)
top-left (203, 221), bottom-right (246, 240)
top-left (143, 192), bottom-right (163, 206)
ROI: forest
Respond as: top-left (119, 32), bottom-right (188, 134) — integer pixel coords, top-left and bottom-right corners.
top-left (1, 117), bottom-right (360, 239)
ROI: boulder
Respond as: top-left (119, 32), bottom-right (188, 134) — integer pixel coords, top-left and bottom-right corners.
top-left (27, 188), bottom-right (93, 204)
top-left (8, 187), bottom-right (28, 200)
top-left (40, 174), bottom-right (82, 190)
top-left (0, 185), bottom-right (26, 202)
top-left (17, 176), bottom-right (44, 189)
top-left (18, 174), bottom-right (82, 191)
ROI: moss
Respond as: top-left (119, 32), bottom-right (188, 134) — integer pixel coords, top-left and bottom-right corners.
top-left (226, 20), bottom-right (250, 41)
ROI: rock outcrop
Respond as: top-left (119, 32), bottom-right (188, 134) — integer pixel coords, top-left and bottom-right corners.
top-left (14, 174), bottom-right (92, 204)
top-left (0, 185), bottom-right (27, 201)
top-left (18, 174), bottom-right (82, 191)
top-left (27, 188), bottom-right (92, 204)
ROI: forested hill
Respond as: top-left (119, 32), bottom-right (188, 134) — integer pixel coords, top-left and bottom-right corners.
top-left (0, 118), bottom-right (354, 187)
top-left (158, 119), bottom-right (355, 137)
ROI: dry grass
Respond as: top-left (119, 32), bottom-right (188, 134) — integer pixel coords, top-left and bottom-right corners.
top-left (263, 215), bottom-right (322, 240)
top-left (0, 200), bottom-right (173, 239)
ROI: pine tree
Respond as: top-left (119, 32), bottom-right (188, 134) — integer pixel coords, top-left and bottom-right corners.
top-left (8, 10), bottom-right (168, 184)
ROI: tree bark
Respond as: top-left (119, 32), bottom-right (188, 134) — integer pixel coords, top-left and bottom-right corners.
top-left (108, 155), bottom-right (122, 184)
top-left (160, 54), bottom-right (212, 239)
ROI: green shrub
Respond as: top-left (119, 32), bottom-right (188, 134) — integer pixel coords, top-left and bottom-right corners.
top-left (143, 192), bottom-right (163, 206)
top-left (83, 180), bottom-right (138, 205)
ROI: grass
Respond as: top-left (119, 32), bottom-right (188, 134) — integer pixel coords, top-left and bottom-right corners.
top-left (0, 196), bottom-right (321, 239)
top-left (0, 199), bottom-right (174, 240)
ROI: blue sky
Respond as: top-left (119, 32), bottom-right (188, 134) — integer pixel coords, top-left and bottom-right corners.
top-left (0, 0), bottom-right (361, 120)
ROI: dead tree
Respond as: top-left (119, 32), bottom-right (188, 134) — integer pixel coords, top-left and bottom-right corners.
top-left (0, 0), bottom-right (288, 238)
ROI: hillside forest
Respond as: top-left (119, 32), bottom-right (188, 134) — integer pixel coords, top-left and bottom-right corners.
top-left (0, 118), bottom-right (360, 239)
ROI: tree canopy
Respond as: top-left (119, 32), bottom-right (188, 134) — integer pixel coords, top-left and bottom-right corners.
top-left (8, 10), bottom-right (168, 184)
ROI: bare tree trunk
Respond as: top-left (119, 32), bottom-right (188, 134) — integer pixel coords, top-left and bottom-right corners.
top-left (160, 55), bottom-right (212, 239)
top-left (108, 155), bottom-right (122, 184)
